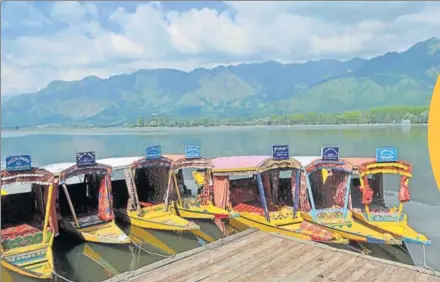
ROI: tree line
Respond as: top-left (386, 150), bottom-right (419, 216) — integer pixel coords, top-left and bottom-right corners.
top-left (131, 106), bottom-right (429, 128)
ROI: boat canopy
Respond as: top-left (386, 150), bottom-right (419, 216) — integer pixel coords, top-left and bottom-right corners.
top-left (55, 163), bottom-right (112, 183)
top-left (354, 159), bottom-right (412, 204)
top-left (164, 154), bottom-right (213, 170)
top-left (342, 158), bottom-right (376, 174)
top-left (211, 155), bottom-right (302, 176)
top-left (1, 167), bottom-right (54, 188)
top-left (97, 157), bottom-right (144, 171)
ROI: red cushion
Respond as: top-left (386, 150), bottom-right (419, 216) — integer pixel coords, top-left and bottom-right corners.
top-left (139, 202), bottom-right (153, 207)
top-left (1, 224), bottom-right (41, 241)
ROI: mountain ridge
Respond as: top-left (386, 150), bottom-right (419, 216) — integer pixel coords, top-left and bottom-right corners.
top-left (1, 37), bottom-right (439, 127)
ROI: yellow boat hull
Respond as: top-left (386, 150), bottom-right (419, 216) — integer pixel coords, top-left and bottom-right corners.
top-left (117, 204), bottom-right (200, 231)
top-left (1, 243), bottom-right (54, 280)
top-left (301, 211), bottom-right (401, 244)
top-left (61, 219), bottom-right (130, 244)
top-left (352, 211), bottom-right (431, 245)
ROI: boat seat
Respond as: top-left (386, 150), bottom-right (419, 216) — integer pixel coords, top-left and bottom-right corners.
top-left (75, 214), bottom-right (107, 228)
top-left (1, 224), bottom-right (46, 251)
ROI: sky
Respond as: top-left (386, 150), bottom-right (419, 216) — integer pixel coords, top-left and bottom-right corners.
top-left (1, 1), bottom-right (440, 96)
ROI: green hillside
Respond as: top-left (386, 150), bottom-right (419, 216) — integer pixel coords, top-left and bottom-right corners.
top-left (1, 38), bottom-right (439, 128)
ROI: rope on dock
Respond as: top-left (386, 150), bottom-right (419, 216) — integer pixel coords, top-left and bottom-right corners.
top-left (422, 244), bottom-right (439, 277)
top-left (53, 270), bottom-right (74, 282)
top-left (130, 239), bottom-right (174, 259)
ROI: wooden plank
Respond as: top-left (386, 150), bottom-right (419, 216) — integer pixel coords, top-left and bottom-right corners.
top-left (323, 256), bottom-right (362, 281)
top-left (179, 236), bottom-right (289, 282)
top-left (231, 242), bottom-right (307, 281)
top-left (355, 260), bottom-right (395, 282)
top-left (107, 228), bottom-right (258, 282)
top-left (277, 249), bottom-right (341, 282)
top-left (204, 238), bottom-right (297, 282)
top-left (416, 273), bottom-right (440, 282)
top-left (309, 252), bottom-right (357, 282)
top-left (242, 244), bottom-right (326, 281)
top-left (133, 231), bottom-right (271, 282)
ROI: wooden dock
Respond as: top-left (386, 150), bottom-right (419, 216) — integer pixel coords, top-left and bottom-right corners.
top-left (105, 229), bottom-right (440, 282)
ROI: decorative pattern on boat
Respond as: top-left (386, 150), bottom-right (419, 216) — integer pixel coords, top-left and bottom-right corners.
top-left (3, 248), bottom-right (47, 264)
top-left (305, 160), bottom-right (353, 175)
top-left (130, 157), bottom-right (172, 169)
top-left (299, 172), bottom-right (311, 212)
top-left (291, 170), bottom-right (298, 210)
top-left (333, 171), bottom-right (349, 208)
top-left (299, 221), bottom-right (334, 242)
top-left (233, 203), bottom-right (278, 216)
top-left (1, 167), bottom-right (54, 187)
top-left (173, 157), bottom-right (213, 170)
top-left (59, 164), bottom-right (111, 182)
top-left (258, 158), bottom-right (302, 173)
top-left (359, 160), bottom-right (412, 204)
top-left (212, 170), bottom-right (255, 177)
top-left (197, 172), bottom-right (212, 205)
top-left (98, 174), bottom-right (115, 221)
top-left (1, 224), bottom-right (52, 251)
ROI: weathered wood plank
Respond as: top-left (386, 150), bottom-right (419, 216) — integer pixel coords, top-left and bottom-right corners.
top-left (133, 231), bottom-right (268, 282)
top-left (204, 238), bottom-right (296, 282)
top-left (158, 234), bottom-right (285, 282)
top-left (231, 242), bottom-right (307, 282)
top-left (106, 230), bottom-right (440, 282)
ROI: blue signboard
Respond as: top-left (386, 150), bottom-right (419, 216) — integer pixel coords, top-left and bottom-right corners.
top-left (146, 145), bottom-right (162, 160)
top-left (375, 147), bottom-right (398, 162)
top-left (185, 145), bottom-right (201, 159)
top-left (76, 152), bottom-right (96, 167)
top-left (273, 145), bottom-right (289, 160)
top-left (6, 155), bottom-right (32, 171)
top-left (321, 146), bottom-right (339, 161)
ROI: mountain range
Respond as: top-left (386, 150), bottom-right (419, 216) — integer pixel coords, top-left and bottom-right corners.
top-left (2, 37), bottom-right (440, 127)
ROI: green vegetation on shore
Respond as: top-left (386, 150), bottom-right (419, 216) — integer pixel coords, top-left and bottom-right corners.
top-left (131, 106), bottom-right (429, 128)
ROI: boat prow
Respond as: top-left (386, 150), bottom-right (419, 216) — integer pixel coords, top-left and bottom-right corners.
top-left (352, 211), bottom-right (430, 245)
top-left (1, 244), bottom-right (54, 280)
top-left (62, 219), bottom-right (130, 244)
top-left (121, 206), bottom-right (201, 231)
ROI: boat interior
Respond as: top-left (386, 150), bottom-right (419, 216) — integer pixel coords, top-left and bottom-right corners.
top-left (58, 174), bottom-right (106, 228)
top-left (1, 185), bottom-right (49, 251)
top-left (228, 169), bottom-right (294, 216)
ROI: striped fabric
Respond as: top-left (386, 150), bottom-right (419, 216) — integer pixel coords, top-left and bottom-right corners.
top-left (233, 203), bottom-right (278, 216)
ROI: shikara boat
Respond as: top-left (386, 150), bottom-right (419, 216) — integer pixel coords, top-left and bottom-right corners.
top-left (295, 154), bottom-right (401, 245)
top-left (165, 154), bottom-right (237, 220)
top-left (344, 151), bottom-right (431, 245)
top-left (1, 156), bottom-right (57, 279)
top-left (97, 156), bottom-right (199, 232)
top-left (43, 154), bottom-right (130, 244)
top-left (210, 154), bottom-right (347, 243)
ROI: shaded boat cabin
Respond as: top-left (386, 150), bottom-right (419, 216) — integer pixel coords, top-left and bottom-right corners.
top-left (1, 166), bottom-right (58, 279)
top-left (97, 156), bottom-right (200, 232)
top-left (210, 155), bottom-right (303, 221)
top-left (43, 162), bottom-right (129, 244)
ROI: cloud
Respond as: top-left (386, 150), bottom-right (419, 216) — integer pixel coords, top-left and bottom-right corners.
top-left (1, 1), bottom-right (440, 96)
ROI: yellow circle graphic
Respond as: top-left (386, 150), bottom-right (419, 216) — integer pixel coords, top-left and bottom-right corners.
top-left (428, 75), bottom-right (440, 192)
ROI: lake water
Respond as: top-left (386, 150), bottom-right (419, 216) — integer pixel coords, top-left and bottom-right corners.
top-left (1, 125), bottom-right (440, 280)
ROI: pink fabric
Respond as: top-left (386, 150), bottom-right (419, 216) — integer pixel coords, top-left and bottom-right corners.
top-left (399, 176), bottom-right (411, 202)
top-left (212, 176), bottom-right (230, 209)
top-left (211, 156), bottom-right (271, 170)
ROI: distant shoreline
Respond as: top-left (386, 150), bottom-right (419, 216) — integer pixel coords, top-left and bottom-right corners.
top-left (1, 123), bottom-right (427, 134)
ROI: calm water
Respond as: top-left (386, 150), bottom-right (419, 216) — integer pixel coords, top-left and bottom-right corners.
top-left (1, 125), bottom-right (440, 280)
